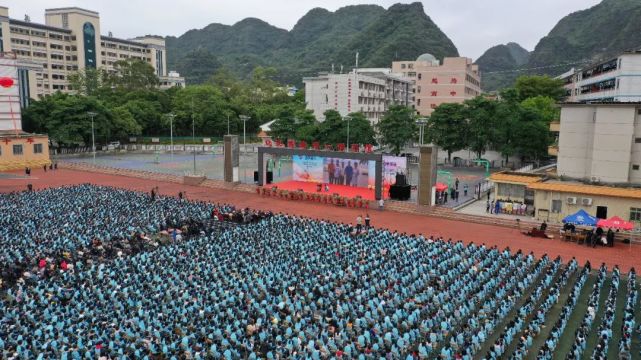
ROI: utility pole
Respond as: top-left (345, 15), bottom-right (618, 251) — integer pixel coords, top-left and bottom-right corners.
top-left (344, 116), bottom-right (352, 150)
top-left (191, 97), bottom-right (196, 175)
top-left (167, 113), bottom-right (175, 160)
top-left (87, 111), bottom-right (97, 164)
top-left (239, 115), bottom-right (250, 154)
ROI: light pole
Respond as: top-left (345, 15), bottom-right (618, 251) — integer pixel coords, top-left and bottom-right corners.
top-left (87, 111), bottom-right (97, 164)
top-left (416, 117), bottom-right (428, 146)
top-left (239, 115), bottom-right (250, 154)
top-left (191, 97), bottom-right (196, 175)
top-left (167, 113), bottom-right (175, 160)
top-left (344, 116), bottom-right (352, 150)
top-left (227, 114), bottom-right (230, 135)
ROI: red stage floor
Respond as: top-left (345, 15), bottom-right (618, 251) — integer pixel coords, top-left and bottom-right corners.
top-left (265, 180), bottom-right (385, 200)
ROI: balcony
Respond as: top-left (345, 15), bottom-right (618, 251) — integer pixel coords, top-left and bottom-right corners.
top-left (549, 121), bottom-right (560, 132)
top-left (548, 145), bottom-right (558, 156)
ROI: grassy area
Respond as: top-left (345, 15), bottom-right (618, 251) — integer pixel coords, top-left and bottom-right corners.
top-left (552, 271), bottom-right (596, 360)
top-left (525, 271), bottom-right (580, 360)
top-left (607, 274), bottom-right (630, 359)
top-left (582, 276), bottom-right (612, 359)
top-left (474, 263), bottom-right (550, 360)
top-left (631, 280), bottom-right (641, 356)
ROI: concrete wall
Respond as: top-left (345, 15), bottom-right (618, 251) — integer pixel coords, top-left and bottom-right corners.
top-left (533, 189), bottom-right (640, 226)
top-left (558, 104), bottom-right (641, 183)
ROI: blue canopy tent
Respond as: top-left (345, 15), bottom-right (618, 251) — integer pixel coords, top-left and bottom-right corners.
top-left (562, 209), bottom-right (597, 226)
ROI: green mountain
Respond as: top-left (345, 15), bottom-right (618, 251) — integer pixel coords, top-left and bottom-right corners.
top-left (477, 0), bottom-right (641, 91)
top-left (475, 43), bottom-right (530, 91)
top-left (166, 2), bottom-right (459, 85)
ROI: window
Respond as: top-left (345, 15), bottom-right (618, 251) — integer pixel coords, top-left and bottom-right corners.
top-left (635, 137), bottom-right (641, 143)
top-left (431, 78), bottom-right (438, 84)
top-left (431, 91), bottom-right (437, 97)
top-left (631, 208), bottom-right (641, 222)
top-left (417, 73), bottom-right (422, 80)
top-left (551, 199), bottom-right (562, 213)
top-left (400, 64), bottom-right (406, 69)
top-left (633, 164), bottom-right (640, 171)
top-left (13, 144), bottom-right (23, 155)
top-left (417, 86), bottom-right (421, 93)
top-left (33, 143), bottom-right (43, 154)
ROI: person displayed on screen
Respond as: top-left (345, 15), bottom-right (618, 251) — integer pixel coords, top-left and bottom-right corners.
top-left (352, 162), bottom-right (360, 187)
top-left (345, 161), bottom-right (354, 187)
top-left (327, 160), bottom-right (335, 184)
top-left (333, 159), bottom-right (340, 184)
top-left (335, 160), bottom-right (342, 185)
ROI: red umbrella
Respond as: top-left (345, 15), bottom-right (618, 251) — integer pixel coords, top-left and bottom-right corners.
top-left (597, 216), bottom-right (635, 230)
top-left (435, 182), bottom-right (448, 192)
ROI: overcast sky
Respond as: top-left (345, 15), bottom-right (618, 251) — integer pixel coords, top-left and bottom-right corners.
top-left (7, 0), bottom-right (601, 60)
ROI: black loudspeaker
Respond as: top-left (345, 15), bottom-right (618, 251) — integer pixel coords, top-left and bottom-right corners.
top-left (395, 173), bottom-right (407, 186)
top-left (389, 184), bottom-right (411, 200)
top-left (254, 171), bottom-right (273, 184)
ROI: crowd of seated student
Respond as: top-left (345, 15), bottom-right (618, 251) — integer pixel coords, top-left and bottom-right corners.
top-left (0, 185), bottom-right (635, 359)
top-left (0, 185), bottom-right (232, 288)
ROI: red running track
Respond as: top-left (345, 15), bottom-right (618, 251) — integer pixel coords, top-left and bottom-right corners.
top-left (1, 168), bottom-right (639, 272)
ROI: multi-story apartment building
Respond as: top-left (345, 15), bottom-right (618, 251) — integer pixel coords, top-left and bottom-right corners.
top-left (0, 6), bottom-right (184, 105)
top-left (392, 54), bottom-right (481, 116)
top-left (303, 69), bottom-right (412, 123)
top-left (558, 51), bottom-right (641, 103)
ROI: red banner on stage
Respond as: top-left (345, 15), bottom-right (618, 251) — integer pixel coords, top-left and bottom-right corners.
top-left (299, 140), bottom-right (307, 149)
top-left (364, 144), bottom-right (373, 153)
top-left (264, 139), bottom-right (273, 147)
top-left (337, 143), bottom-right (345, 152)
top-left (287, 139), bottom-right (295, 148)
top-left (351, 144), bottom-right (360, 153)
top-left (312, 141), bottom-right (320, 150)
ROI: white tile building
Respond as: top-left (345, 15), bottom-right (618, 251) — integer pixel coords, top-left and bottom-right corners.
top-left (303, 69), bottom-right (412, 123)
top-left (558, 51), bottom-right (641, 103)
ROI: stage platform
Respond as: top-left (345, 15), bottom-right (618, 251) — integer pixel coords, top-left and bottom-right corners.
top-left (265, 180), bottom-right (386, 201)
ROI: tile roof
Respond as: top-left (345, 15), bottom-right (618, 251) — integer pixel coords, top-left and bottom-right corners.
top-left (527, 182), bottom-right (641, 200)
top-left (490, 173), bottom-right (543, 184)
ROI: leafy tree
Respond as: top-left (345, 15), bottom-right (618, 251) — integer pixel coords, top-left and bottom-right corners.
top-left (171, 85), bottom-right (228, 136)
top-left (120, 99), bottom-right (164, 135)
top-left (426, 103), bottom-right (468, 163)
top-left (269, 117), bottom-right (297, 140)
top-left (22, 93), bottom-right (115, 146)
top-left (345, 112), bottom-right (375, 145)
top-left (68, 68), bottom-right (108, 96)
top-left (105, 59), bottom-right (159, 91)
top-left (317, 110), bottom-right (346, 145)
top-left (520, 95), bottom-right (559, 123)
top-left (463, 97), bottom-right (497, 159)
top-left (514, 107), bottom-right (551, 163)
top-left (376, 105), bottom-right (416, 155)
top-left (111, 106), bottom-right (143, 139)
top-left (514, 75), bottom-right (565, 102)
